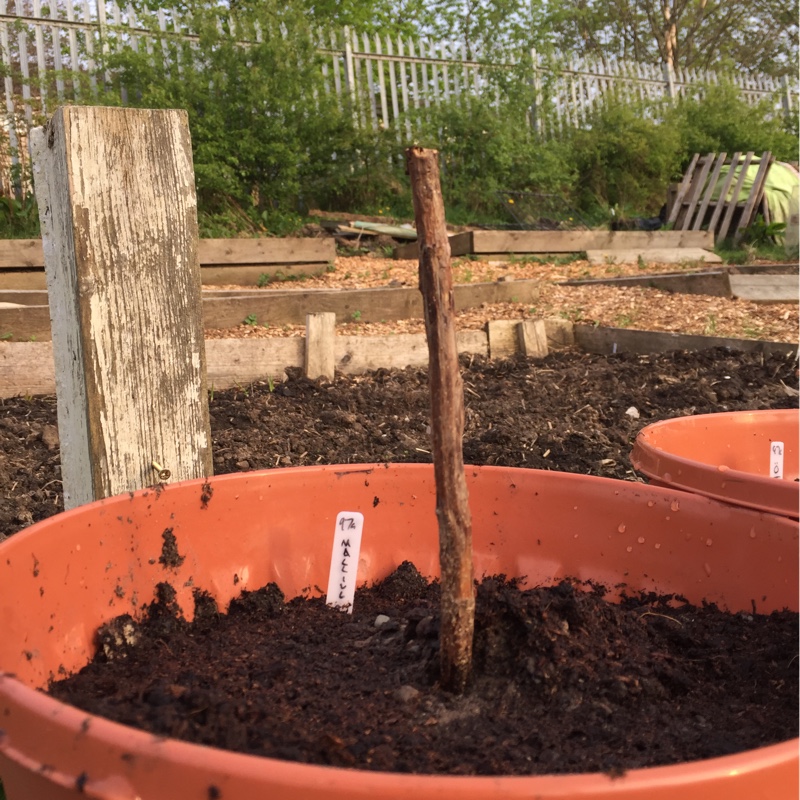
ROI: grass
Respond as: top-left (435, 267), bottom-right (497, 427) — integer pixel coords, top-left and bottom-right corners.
top-left (507, 252), bottom-right (587, 267)
top-left (257, 270), bottom-right (304, 287)
top-left (715, 241), bottom-right (790, 265)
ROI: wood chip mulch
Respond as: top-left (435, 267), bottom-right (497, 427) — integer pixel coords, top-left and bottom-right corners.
top-left (206, 255), bottom-right (798, 344)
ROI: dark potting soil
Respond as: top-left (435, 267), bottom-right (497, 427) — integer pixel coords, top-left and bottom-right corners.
top-left (49, 563), bottom-right (799, 777)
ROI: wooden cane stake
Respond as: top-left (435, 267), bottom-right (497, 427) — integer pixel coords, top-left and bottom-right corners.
top-left (406, 146), bottom-right (474, 694)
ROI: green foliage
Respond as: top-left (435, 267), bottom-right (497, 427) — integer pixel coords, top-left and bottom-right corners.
top-left (28, 4), bottom-right (792, 235)
top-left (410, 80), bottom-right (577, 221)
top-left (739, 215), bottom-right (788, 247)
top-left (564, 98), bottom-right (682, 214)
top-left (0, 193), bottom-right (40, 238)
top-left (715, 239), bottom-right (789, 264)
top-left (541, 0), bottom-right (797, 79)
top-left (667, 83), bottom-right (799, 165)
top-left (102, 1), bottom-right (369, 231)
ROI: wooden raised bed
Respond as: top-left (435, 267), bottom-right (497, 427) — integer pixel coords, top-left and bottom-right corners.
top-left (559, 264), bottom-right (799, 303)
top-left (0, 279), bottom-right (543, 341)
top-left (394, 230), bottom-right (715, 259)
top-left (1, 320), bottom-right (793, 400)
top-left (0, 237), bottom-right (336, 290)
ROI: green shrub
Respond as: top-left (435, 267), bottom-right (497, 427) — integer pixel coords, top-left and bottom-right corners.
top-left (564, 99), bottom-right (683, 215)
top-left (668, 82), bottom-right (798, 165)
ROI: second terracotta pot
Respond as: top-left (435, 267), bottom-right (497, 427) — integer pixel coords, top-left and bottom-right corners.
top-left (632, 409), bottom-right (799, 518)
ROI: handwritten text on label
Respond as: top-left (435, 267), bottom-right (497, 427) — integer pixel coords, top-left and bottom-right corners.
top-left (326, 511), bottom-right (364, 613)
top-left (770, 441), bottom-right (784, 480)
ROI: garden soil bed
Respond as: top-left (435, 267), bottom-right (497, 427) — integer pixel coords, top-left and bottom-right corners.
top-left (48, 563), bottom-right (798, 776)
top-left (1, 347), bottom-right (797, 538)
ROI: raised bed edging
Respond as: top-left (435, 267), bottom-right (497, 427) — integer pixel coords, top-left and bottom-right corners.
top-left (394, 230), bottom-right (716, 259)
top-left (560, 264), bottom-right (799, 303)
top-left (0, 280), bottom-right (543, 342)
top-left (0, 237), bottom-right (336, 290)
top-left (1, 323), bottom-right (794, 399)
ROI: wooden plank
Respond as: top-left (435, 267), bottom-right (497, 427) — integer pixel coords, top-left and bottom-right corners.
top-left (675, 153), bottom-right (714, 229)
top-left (0, 264), bottom-right (336, 290)
top-left (198, 238), bottom-right (335, 265)
top-left (733, 153), bottom-right (773, 243)
top-left (0, 304), bottom-right (50, 340)
top-left (198, 264), bottom-right (330, 287)
top-left (667, 152), bottom-right (700, 227)
top-left (560, 270), bottom-right (731, 297)
top-left (2, 322), bottom-right (794, 400)
top-left (691, 153), bottom-right (728, 231)
top-left (470, 230), bottom-right (714, 254)
top-left (0, 240), bottom-right (45, 268)
top-left (517, 319), bottom-right (548, 358)
top-left (706, 152), bottom-right (742, 236)
top-left (0, 290), bottom-right (47, 304)
top-left (0, 275), bottom-right (543, 340)
top-left (0, 341), bottom-right (56, 396)
top-left (487, 319), bottom-right (575, 359)
top-left (30, 106), bottom-right (212, 509)
top-left (0, 331), bottom-right (492, 397)
top-left (205, 337), bottom-right (304, 388)
top-left (729, 274), bottom-right (799, 303)
top-left (717, 152), bottom-right (755, 242)
top-left (0, 271), bottom-right (47, 290)
top-left (0, 238), bottom-right (336, 270)
top-left (394, 231), bottom-right (473, 259)
top-left (0, 280), bottom-right (542, 341)
top-left (305, 311), bottom-right (336, 380)
top-left (586, 248), bottom-right (721, 265)
top-left (202, 279), bottom-right (542, 329)
top-left (574, 325), bottom-right (797, 356)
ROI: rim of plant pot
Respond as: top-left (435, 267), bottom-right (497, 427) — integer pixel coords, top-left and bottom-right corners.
top-left (632, 409), bottom-right (799, 519)
top-left (0, 464), bottom-right (797, 800)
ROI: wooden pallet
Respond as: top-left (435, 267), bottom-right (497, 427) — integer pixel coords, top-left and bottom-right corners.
top-left (667, 152), bottom-right (774, 243)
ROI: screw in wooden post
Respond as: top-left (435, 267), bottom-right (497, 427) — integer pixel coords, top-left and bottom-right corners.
top-left (151, 462), bottom-right (171, 482)
top-left (406, 146), bottom-right (475, 694)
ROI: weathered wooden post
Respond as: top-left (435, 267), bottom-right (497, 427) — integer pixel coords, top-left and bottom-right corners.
top-left (30, 106), bottom-right (212, 509)
top-left (406, 146), bottom-right (474, 694)
top-left (305, 312), bottom-right (336, 380)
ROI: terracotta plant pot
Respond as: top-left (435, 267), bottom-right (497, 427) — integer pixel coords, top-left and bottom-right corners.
top-left (631, 409), bottom-right (799, 519)
top-left (0, 464), bottom-right (797, 799)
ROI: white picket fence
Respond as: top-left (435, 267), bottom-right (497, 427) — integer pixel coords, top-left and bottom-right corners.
top-left (0, 2), bottom-right (796, 196)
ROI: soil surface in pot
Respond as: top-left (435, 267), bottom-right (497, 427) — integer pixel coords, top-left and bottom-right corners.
top-left (1, 347), bottom-right (797, 538)
top-left (50, 563), bottom-right (798, 776)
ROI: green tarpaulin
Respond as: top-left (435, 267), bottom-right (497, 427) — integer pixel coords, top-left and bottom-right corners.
top-left (713, 159), bottom-right (800, 232)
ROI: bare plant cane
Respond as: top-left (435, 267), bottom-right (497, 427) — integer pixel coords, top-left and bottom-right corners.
top-left (406, 146), bottom-right (475, 694)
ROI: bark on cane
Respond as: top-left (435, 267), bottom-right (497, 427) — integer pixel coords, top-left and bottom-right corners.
top-left (406, 146), bottom-right (474, 694)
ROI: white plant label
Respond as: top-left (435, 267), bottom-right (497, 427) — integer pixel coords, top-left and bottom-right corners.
top-left (326, 511), bottom-right (364, 613)
top-left (770, 441), bottom-right (784, 479)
